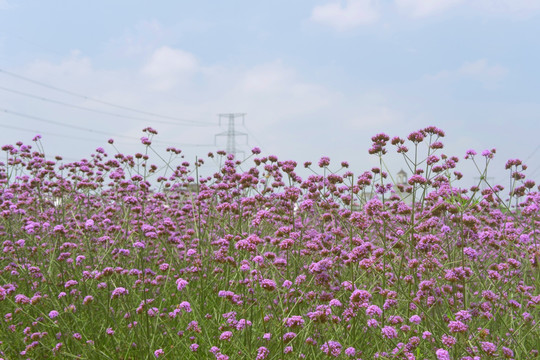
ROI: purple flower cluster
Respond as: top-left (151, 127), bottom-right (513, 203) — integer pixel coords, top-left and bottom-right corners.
top-left (0, 127), bottom-right (538, 358)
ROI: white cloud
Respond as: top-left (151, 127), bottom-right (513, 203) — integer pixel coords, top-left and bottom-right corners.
top-left (394, 0), bottom-right (540, 19)
top-left (473, 0), bottom-right (540, 14)
top-left (311, 0), bottom-right (540, 30)
top-left (347, 105), bottom-right (401, 130)
top-left (395, 0), bottom-right (465, 18)
top-left (220, 60), bottom-right (337, 124)
top-left (141, 46), bottom-right (199, 91)
top-left (240, 62), bottom-right (294, 93)
top-left (25, 51), bottom-right (95, 84)
top-left (428, 59), bottom-right (508, 88)
top-left (2, 46), bottom-right (347, 165)
top-left (107, 20), bottom-right (167, 57)
top-left (0, 0), bottom-right (11, 10)
top-left (458, 59), bottom-right (507, 80)
top-left (311, 0), bottom-right (380, 30)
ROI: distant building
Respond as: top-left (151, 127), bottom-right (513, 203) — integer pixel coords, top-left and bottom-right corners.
top-left (393, 169), bottom-right (413, 205)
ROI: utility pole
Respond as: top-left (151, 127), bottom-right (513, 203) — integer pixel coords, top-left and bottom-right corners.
top-left (214, 113), bottom-right (248, 158)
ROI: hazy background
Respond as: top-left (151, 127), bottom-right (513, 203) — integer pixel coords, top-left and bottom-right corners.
top-left (1, 0), bottom-right (539, 187)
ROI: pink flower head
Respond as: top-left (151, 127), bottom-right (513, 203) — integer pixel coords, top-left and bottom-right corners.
top-left (318, 156), bottom-right (330, 167)
top-left (436, 349), bottom-right (450, 360)
top-left (176, 278), bottom-right (188, 291)
top-left (219, 331), bottom-right (233, 341)
top-left (366, 305), bottom-right (382, 317)
top-left (283, 332), bottom-right (296, 343)
top-left (320, 341), bottom-right (342, 357)
top-left (481, 342), bottom-right (497, 355)
top-left (15, 294), bottom-right (30, 304)
top-left (350, 289), bottom-right (371, 304)
top-left (179, 301), bottom-right (192, 312)
top-left (381, 326), bottom-right (397, 339)
top-left (154, 349), bottom-right (164, 358)
top-left (284, 316), bottom-right (305, 328)
top-left (85, 219), bottom-right (94, 228)
top-left (260, 279), bottom-right (276, 291)
top-left (448, 320), bottom-right (468, 333)
top-left (49, 310), bottom-right (59, 319)
top-left (134, 240), bottom-right (146, 249)
top-left (65, 280), bottom-right (78, 288)
top-left (256, 346), bottom-right (269, 360)
top-left (111, 287), bottom-right (128, 299)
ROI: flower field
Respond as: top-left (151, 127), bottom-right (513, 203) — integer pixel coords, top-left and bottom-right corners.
top-left (0, 127), bottom-right (539, 359)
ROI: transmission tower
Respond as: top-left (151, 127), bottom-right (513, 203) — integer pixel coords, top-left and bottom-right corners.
top-left (214, 113), bottom-right (248, 158)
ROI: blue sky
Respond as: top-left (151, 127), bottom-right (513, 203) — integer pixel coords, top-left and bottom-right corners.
top-left (1, 0), bottom-right (539, 186)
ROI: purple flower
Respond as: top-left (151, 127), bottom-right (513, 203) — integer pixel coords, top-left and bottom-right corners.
top-left (436, 349), bottom-right (450, 360)
top-left (65, 280), bottom-right (78, 288)
top-left (381, 326), bottom-right (397, 339)
top-left (49, 310), bottom-right (59, 319)
top-left (256, 346), bottom-right (269, 360)
top-left (441, 334), bottom-right (456, 347)
top-left (318, 156), bottom-right (330, 167)
top-left (219, 331), bottom-right (233, 341)
top-left (85, 219), bottom-right (94, 228)
top-left (111, 287), bottom-right (128, 299)
top-left (179, 301), bottom-right (192, 312)
top-left (455, 310), bottom-right (472, 322)
top-left (133, 241), bottom-right (145, 249)
top-left (176, 278), bottom-right (188, 291)
top-left (320, 341), bottom-right (342, 357)
top-left (366, 305), bottom-right (382, 317)
top-left (481, 342), bottom-right (497, 355)
top-left (283, 332), bottom-right (296, 343)
top-left (350, 289), bottom-right (371, 304)
top-left (15, 294), bottom-right (30, 304)
top-left (260, 279), bottom-right (276, 291)
top-left (284, 316), bottom-right (304, 328)
top-left (154, 349), bottom-right (164, 358)
top-left (448, 320), bottom-right (468, 333)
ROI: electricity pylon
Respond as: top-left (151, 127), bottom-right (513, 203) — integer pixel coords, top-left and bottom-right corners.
top-left (214, 113), bottom-right (248, 158)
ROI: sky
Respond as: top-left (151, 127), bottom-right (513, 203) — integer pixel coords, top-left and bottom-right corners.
top-left (1, 0), bottom-right (539, 188)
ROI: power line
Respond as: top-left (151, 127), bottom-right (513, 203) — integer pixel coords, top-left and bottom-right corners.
top-left (0, 67), bottom-right (214, 126)
top-left (242, 123), bottom-right (265, 151)
top-left (0, 85), bottom-right (211, 127)
top-left (1, 108), bottom-right (143, 141)
top-left (0, 108), bottom-right (216, 148)
top-left (525, 144), bottom-right (540, 162)
top-left (0, 122), bottom-right (132, 144)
